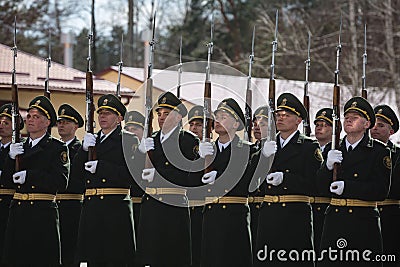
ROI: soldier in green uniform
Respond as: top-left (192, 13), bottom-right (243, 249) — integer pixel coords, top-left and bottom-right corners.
top-left (56, 104), bottom-right (84, 267)
top-left (253, 93), bottom-right (322, 267)
top-left (1, 95), bottom-right (69, 267)
top-left (199, 98), bottom-right (267, 267)
top-left (124, 110), bottom-right (145, 240)
top-left (0, 104), bottom-right (23, 265)
top-left (136, 91), bottom-right (202, 267)
top-left (186, 105), bottom-right (204, 267)
top-left (312, 108), bottom-right (334, 253)
top-left (317, 97), bottom-right (391, 267)
top-left (248, 106), bottom-right (270, 260)
top-left (74, 94), bottom-right (137, 266)
top-left (370, 105), bottom-right (400, 267)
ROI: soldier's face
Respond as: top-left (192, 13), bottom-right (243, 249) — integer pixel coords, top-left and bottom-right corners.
top-left (26, 109), bottom-right (50, 134)
top-left (370, 118), bottom-right (393, 143)
top-left (253, 119), bottom-right (261, 140)
top-left (314, 121), bottom-right (332, 143)
top-left (343, 112), bottom-right (370, 134)
top-left (124, 124), bottom-right (144, 140)
top-left (98, 109), bottom-right (122, 132)
top-left (274, 110), bottom-right (301, 133)
top-left (214, 110), bottom-right (239, 135)
top-left (56, 119), bottom-right (78, 139)
top-left (0, 116), bottom-right (12, 138)
top-left (189, 119), bottom-right (203, 139)
top-left (157, 108), bottom-right (181, 133)
top-left (256, 117), bottom-right (269, 139)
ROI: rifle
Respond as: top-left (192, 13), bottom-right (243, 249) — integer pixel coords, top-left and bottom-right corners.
top-left (44, 30), bottom-right (51, 99)
top-left (11, 16), bottom-right (21, 172)
top-left (143, 11), bottom-right (156, 168)
top-left (244, 25), bottom-right (255, 142)
top-left (116, 34), bottom-right (123, 100)
top-left (202, 16), bottom-right (214, 173)
top-left (177, 35), bottom-right (183, 99)
top-left (86, 21), bottom-right (96, 161)
top-left (331, 15), bottom-right (342, 182)
top-left (267, 10), bottom-right (278, 139)
top-left (361, 24), bottom-right (367, 99)
top-left (303, 32), bottom-right (311, 137)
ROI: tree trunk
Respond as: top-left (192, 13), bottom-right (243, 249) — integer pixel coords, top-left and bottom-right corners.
top-left (348, 0), bottom-right (359, 97)
top-left (127, 0), bottom-right (134, 66)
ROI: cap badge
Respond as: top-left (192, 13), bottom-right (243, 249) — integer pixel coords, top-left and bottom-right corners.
top-left (103, 98), bottom-right (108, 105)
top-left (61, 109), bottom-right (65, 115)
top-left (322, 111), bottom-right (326, 116)
top-left (35, 100), bottom-right (41, 105)
top-left (351, 101), bottom-right (357, 107)
top-left (194, 110), bottom-right (199, 116)
top-left (377, 109), bottom-right (383, 114)
top-left (281, 98), bottom-right (287, 106)
top-left (161, 97), bottom-right (167, 104)
top-left (4, 108), bottom-right (8, 113)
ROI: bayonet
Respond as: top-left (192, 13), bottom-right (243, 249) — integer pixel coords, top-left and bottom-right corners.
top-left (116, 34), bottom-right (123, 100)
top-left (177, 35), bottom-right (183, 99)
top-left (303, 32), bottom-right (311, 136)
top-left (245, 25), bottom-right (255, 142)
top-left (44, 30), bottom-right (51, 99)
top-left (361, 24), bottom-right (367, 99)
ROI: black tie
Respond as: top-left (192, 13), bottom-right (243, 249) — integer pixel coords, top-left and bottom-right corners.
top-left (28, 141), bottom-right (32, 148)
top-left (98, 135), bottom-right (105, 144)
top-left (348, 146), bottom-right (353, 152)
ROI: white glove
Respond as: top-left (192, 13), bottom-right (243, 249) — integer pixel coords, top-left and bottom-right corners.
top-left (199, 142), bottom-right (214, 158)
top-left (0, 170), bottom-right (2, 178)
top-left (82, 133), bottom-right (97, 151)
top-left (138, 137), bottom-right (155, 154)
top-left (326, 149), bottom-right (343, 170)
top-left (266, 171), bottom-right (284, 186)
top-left (13, 170), bottom-right (26, 184)
top-left (84, 160), bottom-right (98, 174)
top-left (9, 142), bottom-right (24, 159)
top-left (202, 170), bottom-right (217, 184)
top-left (142, 168), bottom-right (155, 182)
top-left (262, 140), bottom-right (277, 158)
top-left (330, 181), bottom-right (345, 195)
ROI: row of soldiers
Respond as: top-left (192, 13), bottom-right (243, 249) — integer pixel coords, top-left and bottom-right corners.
top-left (0, 90), bottom-right (398, 267)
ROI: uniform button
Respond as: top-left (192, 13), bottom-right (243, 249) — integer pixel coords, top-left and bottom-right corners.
top-left (102, 179), bottom-right (106, 183)
top-left (87, 180), bottom-right (90, 184)
top-left (267, 203), bottom-right (271, 206)
top-left (165, 162), bottom-right (169, 166)
top-left (159, 197), bottom-right (163, 201)
top-left (282, 203), bottom-right (286, 207)
top-left (30, 201), bottom-right (34, 205)
top-left (100, 196), bottom-right (104, 200)
top-left (222, 205), bottom-right (226, 209)
top-left (317, 207), bottom-right (321, 211)
top-left (31, 185), bottom-right (35, 189)
top-left (146, 197), bottom-right (149, 201)
top-left (208, 205), bottom-right (211, 209)
top-left (256, 205), bottom-right (260, 209)
top-left (18, 202), bottom-right (21, 205)
top-left (379, 208), bottom-right (383, 212)
top-left (283, 187), bottom-right (287, 190)
top-left (0, 199), bottom-right (2, 202)
top-left (207, 189), bottom-right (211, 192)
top-left (335, 209), bottom-right (339, 213)
top-left (268, 186), bottom-right (271, 189)
top-left (224, 189), bottom-right (228, 193)
top-left (348, 209), bottom-right (353, 213)
top-left (17, 185), bottom-right (21, 189)
top-left (354, 173), bottom-right (358, 178)
top-left (285, 169), bottom-right (289, 173)
top-left (88, 197), bottom-right (91, 200)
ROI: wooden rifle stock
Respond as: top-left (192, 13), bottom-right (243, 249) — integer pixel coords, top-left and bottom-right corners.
top-left (203, 81), bottom-right (213, 173)
top-left (269, 79), bottom-right (275, 111)
top-left (303, 94), bottom-right (311, 137)
top-left (245, 90), bottom-right (252, 142)
top-left (86, 70), bottom-right (96, 161)
top-left (332, 84), bottom-right (341, 182)
top-left (361, 89), bottom-right (367, 99)
top-left (144, 77), bottom-right (154, 169)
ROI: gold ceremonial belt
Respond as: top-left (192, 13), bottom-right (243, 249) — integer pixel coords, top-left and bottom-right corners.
top-left (205, 196), bottom-right (248, 205)
top-left (263, 195), bottom-right (310, 203)
top-left (13, 193), bottom-right (56, 201)
top-left (248, 196), bottom-right (264, 203)
top-left (330, 198), bottom-right (377, 208)
top-left (310, 197), bottom-right (331, 204)
top-left (0, 189), bottom-right (16, 195)
top-left (56, 193), bottom-right (84, 201)
top-left (377, 199), bottom-right (400, 206)
top-left (188, 200), bottom-right (205, 206)
top-left (145, 187), bottom-right (187, 196)
top-left (131, 197), bottom-right (142, 203)
top-left (85, 188), bottom-right (130, 196)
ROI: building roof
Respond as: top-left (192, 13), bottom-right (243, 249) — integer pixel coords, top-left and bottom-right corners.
top-left (0, 43), bottom-right (134, 96)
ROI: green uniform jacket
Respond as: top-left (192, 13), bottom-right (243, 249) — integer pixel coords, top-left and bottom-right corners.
top-left (136, 127), bottom-right (201, 266)
top-left (201, 135), bottom-right (253, 267)
top-left (75, 126), bottom-right (137, 265)
top-left (57, 136), bottom-right (84, 265)
top-left (1, 134), bottom-right (69, 265)
top-left (316, 134), bottom-right (391, 267)
top-left (254, 131), bottom-right (322, 267)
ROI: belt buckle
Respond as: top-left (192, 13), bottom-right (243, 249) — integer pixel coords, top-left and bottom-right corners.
top-left (272, 195), bottom-right (279, 203)
top-left (309, 196), bottom-right (315, 203)
top-left (22, 194), bottom-right (29, 201)
top-left (339, 199), bottom-right (347, 206)
top-left (212, 198), bottom-right (219, 204)
top-left (148, 188), bottom-right (157, 195)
